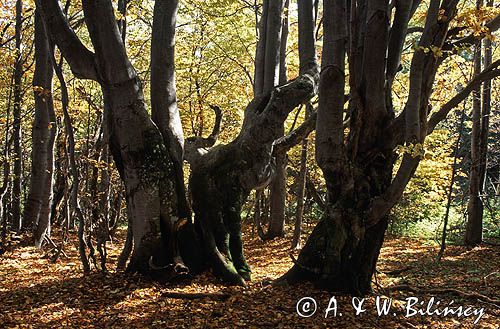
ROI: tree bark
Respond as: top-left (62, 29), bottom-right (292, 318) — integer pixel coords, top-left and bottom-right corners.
top-left (267, 0), bottom-right (289, 240)
top-left (37, 0), bottom-right (182, 274)
top-left (28, 11), bottom-right (57, 248)
top-left (151, 0), bottom-right (191, 220)
top-left (24, 11), bottom-right (52, 232)
top-left (292, 106), bottom-right (311, 250)
top-left (279, 0), bottom-right (465, 295)
top-left (12, 0), bottom-right (23, 232)
top-left (437, 103), bottom-right (466, 261)
top-left (188, 67), bottom-right (319, 284)
top-left (465, 1), bottom-right (484, 246)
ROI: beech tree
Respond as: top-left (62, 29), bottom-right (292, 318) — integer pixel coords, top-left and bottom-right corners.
top-left (278, 0), bottom-right (500, 295)
top-left (36, 0), bottom-right (181, 273)
top-left (12, 0), bottom-right (23, 232)
top-left (23, 11), bottom-right (57, 248)
top-left (465, 0), bottom-right (494, 246)
top-left (34, 0), bottom-right (500, 293)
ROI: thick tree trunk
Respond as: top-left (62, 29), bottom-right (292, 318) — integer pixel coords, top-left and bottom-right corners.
top-left (24, 11), bottom-right (52, 232)
top-left (81, 0), bottom-right (181, 273)
top-left (12, 0), bottom-right (23, 232)
top-left (28, 12), bottom-right (57, 247)
top-left (151, 0), bottom-right (191, 220)
top-left (189, 68), bottom-right (319, 285)
top-left (278, 0), bottom-right (469, 295)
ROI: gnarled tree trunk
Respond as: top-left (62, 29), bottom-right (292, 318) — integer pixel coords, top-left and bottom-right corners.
top-left (188, 68), bottom-right (319, 285)
top-left (277, 0), bottom-right (485, 295)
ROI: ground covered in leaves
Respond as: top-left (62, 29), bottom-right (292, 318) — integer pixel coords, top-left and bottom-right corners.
top-left (0, 225), bottom-right (499, 328)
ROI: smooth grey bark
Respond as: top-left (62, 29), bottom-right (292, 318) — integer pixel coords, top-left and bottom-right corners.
top-left (38, 100), bottom-right (57, 243)
top-left (297, 0), bottom-right (317, 73)
top-left (263, 0), bottom-right (284, 93)
top-left (12, 0), bottom-right (23, 232)
top-left (279, 0), bottom-right (289, 85)
top-left (24, 11), bottom-right (52, 232)
top-left (151, 0), bottom-right (190, 220)
top-left (253, 0), bottom-right (269, 95)
top-left (267, 0), bottom-right (289, 240)
top-left (37, 0), bottom-right (181, 274)
top-left (26, 11), bottom-right (57, 247)
top-left (188, 67), bottom-right (319, 285)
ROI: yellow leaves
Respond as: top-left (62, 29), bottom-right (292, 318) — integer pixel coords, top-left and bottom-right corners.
top-left (395, 143), bottom-right (426, 159)
top-left (33, 85), bottom-right (51, 102)
top-left (453, 5), bottom-right (500, 40)
top-left (414, 45), bottom-right (444, 58)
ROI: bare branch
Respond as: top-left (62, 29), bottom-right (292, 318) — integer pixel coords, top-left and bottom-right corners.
top-left (273, 111), bottom-right (317, 155)
top-left (36, 0), bottom-right (98, 80)
top-left (428, 59), bottom-right (500, 134)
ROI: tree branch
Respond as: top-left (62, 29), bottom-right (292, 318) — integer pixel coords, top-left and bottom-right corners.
top-left (184, 105), bottom-right (223, 166)
top-left (273, 111), bottom-right (317, 156)
top-left (428, 59), bottom-right (500, 134)
top-left (36, 0), bottom-right (98, 80)
top-left (447, 13), bottom-right (500, 50)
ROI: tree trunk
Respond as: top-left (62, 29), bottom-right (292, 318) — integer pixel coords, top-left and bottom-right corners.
top-left (12, 0), bottom-right (23, 232)
top-left (151, 0), bottom-right (191, 220)
top-left (465, 4), bottom-right (484, 246)
top-left (188, 67), bottom-right (319, 284)
top-left (37, 0), bottom-right (183, 274)
top-left (478, 0), bottom-right (493, 222)
top-left (254, 0), bottom-right (269, 95)
top-left (27, 11), bottom-right (57, 247)
top-left (437, 103), bottom-right (466, 261)
top-left (267, 0), bottom-right (290, 240)
top-left (278, 0), bottom-right (466, 295)
top-left (24, 11), bottom-right (51, 231)
top-left (292, 106), bottom-right (310, 250)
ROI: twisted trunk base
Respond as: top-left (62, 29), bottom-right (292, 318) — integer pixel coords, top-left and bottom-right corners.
top-left (278, 211), bottom-right (388, 295)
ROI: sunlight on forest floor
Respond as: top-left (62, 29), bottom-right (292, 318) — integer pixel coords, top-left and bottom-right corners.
top-left (0, 227), bottom-right (498, 328)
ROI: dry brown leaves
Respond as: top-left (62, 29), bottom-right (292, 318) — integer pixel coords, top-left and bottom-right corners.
top-left (0, 228), bottom-right (498, 328)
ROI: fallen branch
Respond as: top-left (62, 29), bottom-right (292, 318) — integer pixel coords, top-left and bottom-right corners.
top-left (384, 284), bottom-right (500, 306)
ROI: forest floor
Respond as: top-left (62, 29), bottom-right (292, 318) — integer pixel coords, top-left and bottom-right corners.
top-left (0, 224), bottom-right (499, 328)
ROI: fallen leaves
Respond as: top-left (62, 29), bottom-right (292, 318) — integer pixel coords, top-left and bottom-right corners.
top-left (0, 229), bottom-right (498, 328)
